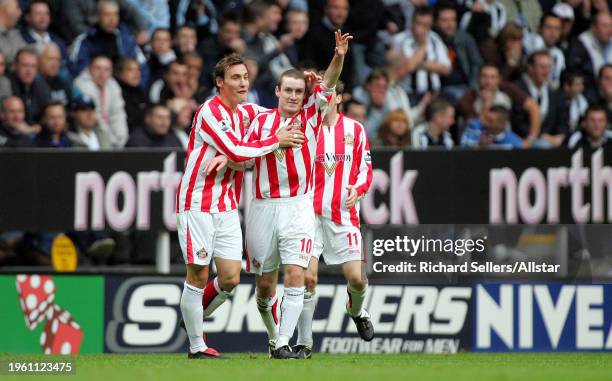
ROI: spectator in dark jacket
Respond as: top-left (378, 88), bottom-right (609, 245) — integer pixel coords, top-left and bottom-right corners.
top-left (567, 105), bottom-right (612, 150)
top-left (20, 0), bottom-right (69, 75)
top-left (567, 12), bottom-right (612, 101)
top-left (115, 57), bottom-right (146, 131)
top-left (147, 28), bottom-right (176, 84)
top-left (0, 96), bottom-right (36, 147)
top-left (301, 0), bottom-right (355, 90)
top-left (35, 102), bottom-right (72, 147)
top-left (38, 44), bottom-right (71, 106)
top-left (69, 0), bottom-right (148, 83)
top-left (434, 1), bottom-right (482, 103)
top-left (60, 0), bottom-right (148, 43)
top-left (198, 13), bottom-right (246, 88)
top-left (126, 103), bottom-right (182, 148)
top-left (515, 50), bottom-right (568, 147)
top-left (10, 47), bottom-right (51, 125)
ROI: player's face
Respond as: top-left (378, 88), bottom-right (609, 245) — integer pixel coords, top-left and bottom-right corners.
top-left (276, 77), bottom-right (306, 116)
top-left (218, 64), bottom-right (249, 104)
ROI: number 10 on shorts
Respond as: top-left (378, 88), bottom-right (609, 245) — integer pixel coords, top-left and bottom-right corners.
top-left (300, 238), bottom-right (312, 254)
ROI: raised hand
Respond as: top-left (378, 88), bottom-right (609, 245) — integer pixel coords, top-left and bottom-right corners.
top-left (334, 29), bottom-right (353, 57)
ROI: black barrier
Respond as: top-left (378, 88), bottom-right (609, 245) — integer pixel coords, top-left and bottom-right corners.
top-left (1, 147), bottom-right (611, 231)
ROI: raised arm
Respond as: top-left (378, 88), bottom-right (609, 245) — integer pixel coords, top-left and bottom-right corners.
top-left (322, 30), bottom-right (353, 89)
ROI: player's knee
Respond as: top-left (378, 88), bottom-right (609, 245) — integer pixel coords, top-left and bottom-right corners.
top-left (284, 266), bottom-right (305, 287)
top-left (186, 274), bottom-right (207, 289)
top-left (348, 276), bottom-right (367, 291)
top-left (305, 272), bottom-right (318, 291)
top-left (219, 273), bottom-right (240, 291)
top-left (256, 278), bottom-right (275, 297)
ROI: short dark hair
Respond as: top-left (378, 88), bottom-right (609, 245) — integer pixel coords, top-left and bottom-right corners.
top-left (278, 68), bottom-right (305, 88)
top-left (25, 0), bottom-right (49, 15)
top-left (413, 6), bottom-right (434, 21)
top-left (89, 53), bottom-right (112, 66)
top-left (425, 98), bottom-right (453, 121)
top-left (146, 103), bottom-right (169, 117)
top-left (585, 104), bottom-right (608, 119)
top-left (214, 53), bottom-right (246, 89)
top-left (489, 105), bottom-right (510, 121)
top-left (539, 12), bottom-right (561, 29)
top-left (243, 0), bottom-right (271, 25)
top-left (344, 99), bottom-right (364, 112)
top-left (434, 1), bottom-right (457, 21)
top-left (365, 68), bottom-right (388, 85)
top-left (527, 50), bottom-right (550, 66)
top-left (43, 101), bottom-right (66, 115)
top-left (480, 63), bottom-right (500, 74)
top-left (560, 70), bottom-right (583, 87)
top-left (598, 63), bottom-right (612, 79)
top-left (151, 28), bottom-right (171, 40)
top-left (14, 46), bottom-right (38, 63)
top-left (219, 11), bottom-right (242, 28)
top-left (115, 57), bottom-right (138, 73)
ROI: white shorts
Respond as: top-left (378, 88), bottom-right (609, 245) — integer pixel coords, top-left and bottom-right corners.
top-left (313, 215), bottom-right (363, 265)
top-left (245, 194), bottom-right (315, 275)
top-left (176, 210), bottom-right (242, 266)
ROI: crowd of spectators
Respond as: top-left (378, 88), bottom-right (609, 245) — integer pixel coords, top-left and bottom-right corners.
top-left (0, 0), bottom-right (611, 153)
top-left (1, 0), bottom-right (612, 266)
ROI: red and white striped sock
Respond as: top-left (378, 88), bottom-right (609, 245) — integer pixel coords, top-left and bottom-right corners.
top-left (203, 278), bottom-right (230, 317)
top-left (256, 292), bottom-right (279, 344)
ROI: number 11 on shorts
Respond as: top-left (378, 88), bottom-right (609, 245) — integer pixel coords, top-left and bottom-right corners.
top-left (346, 232), bottom-right (358, 246)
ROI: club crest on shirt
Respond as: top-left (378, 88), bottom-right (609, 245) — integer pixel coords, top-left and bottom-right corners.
top-left (196, 248), bottom-right (207, 259)
top-left (288, 120), bottom-right (302, 131)
top-left (344, 134), bottom-right (354, 145)
top-left (274, 148), bottom-right (286, 162)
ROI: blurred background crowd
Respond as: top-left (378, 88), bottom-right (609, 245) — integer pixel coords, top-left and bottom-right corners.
top-left (1, 0), bottom-right (611, 267)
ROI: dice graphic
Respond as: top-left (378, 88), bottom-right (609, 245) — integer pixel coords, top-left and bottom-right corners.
top-left (40, 305), bottom-right (83, 355)
top-left (15, 275), bottom-right (55, 330)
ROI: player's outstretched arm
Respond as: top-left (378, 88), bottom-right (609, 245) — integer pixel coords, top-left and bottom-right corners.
top-left (198, 108), bottom-right (304, 162)
top-left (322, 30), bottom-right (353, 89)
top-left (203, 156), bottom-right (250, 175)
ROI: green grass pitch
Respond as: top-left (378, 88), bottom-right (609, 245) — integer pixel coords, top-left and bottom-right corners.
top-left (1, 353), bottom-right (611, 381)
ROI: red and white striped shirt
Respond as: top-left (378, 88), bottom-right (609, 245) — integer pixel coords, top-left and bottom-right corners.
top-left (313, 114), bottom-right (373, 227)
top-left (176, 96), bottom-right (275, 213)
top-left (245, 84), bottom-right (334, 199)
